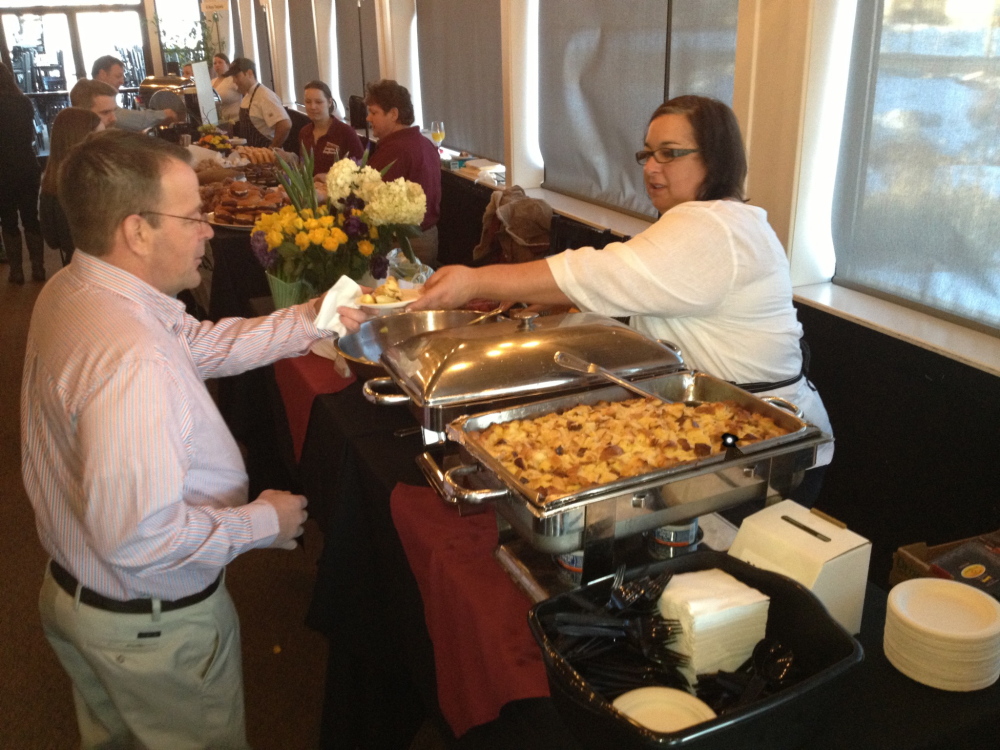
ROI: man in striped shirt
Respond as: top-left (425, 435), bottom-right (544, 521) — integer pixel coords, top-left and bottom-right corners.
top-left (21, 130), bottom-right (319, 749)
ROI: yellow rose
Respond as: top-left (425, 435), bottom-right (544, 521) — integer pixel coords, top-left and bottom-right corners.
top-left (357, 239), bottom-right (375, 257)
top-left (368, 226), bottom-right (379, 240)
top-left (295, 232), bottom-right (310, 249)
top-left (279, 205), bottom-right (297, 218)
top-left (330, 227), bottom-right (348, 245)
top-left (304, 218), bottom-right (320, 231)
top-left (319, 216), bottom-right (334, 228)
top-left (308, 228), bottom-right (326, 246)
top-left (266, 230), bottom-right (283, 249)
top-left (322, 235), bottom-right (341, 251)
top-left (301, 208), bottom-right (314, 219)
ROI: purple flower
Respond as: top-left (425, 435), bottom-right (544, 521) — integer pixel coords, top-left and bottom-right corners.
top-left (369, 253), bottom-right (389, 280)
top-left (343, 215), bottom-right (369, 238)
top-left (251, 230), bottom-right (277, 270)
top-left (343, 194), bottom-right (366, 213)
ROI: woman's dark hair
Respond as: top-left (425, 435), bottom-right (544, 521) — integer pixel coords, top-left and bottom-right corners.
top-left (213, 52), bottom-right (230, 66)
top-left (304, 80), bottom-right (337, 117)
top-left (649, 95), bottom-right (747, 202)
top-left (0, 61), bottom-right (26, 98)
top-left (364, 79), bottom-right (414, 126)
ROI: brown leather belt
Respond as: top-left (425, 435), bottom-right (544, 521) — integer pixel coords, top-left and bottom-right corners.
top-left (49, 560), bottom-right (221, 615)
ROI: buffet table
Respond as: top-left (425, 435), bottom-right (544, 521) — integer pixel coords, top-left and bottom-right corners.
top-left (294, 382), bottom-right (1000, 749)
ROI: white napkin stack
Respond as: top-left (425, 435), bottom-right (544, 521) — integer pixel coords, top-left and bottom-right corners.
top-left (658, 569), bottom-right (770, 684)
top-left (314, 275), bottom-right (362, 337)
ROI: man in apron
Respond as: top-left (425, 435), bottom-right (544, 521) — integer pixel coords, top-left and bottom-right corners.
top-left (223, 58), bottom-right (291, 148)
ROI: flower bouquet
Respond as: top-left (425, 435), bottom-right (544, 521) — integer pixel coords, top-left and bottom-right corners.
top-left (251, 149), bottom-right (425, 307)
top-left (196, 125), bottom-right (234, 155)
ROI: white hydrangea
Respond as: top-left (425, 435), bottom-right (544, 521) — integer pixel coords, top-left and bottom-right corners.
top-left (364, 178), bottom-right (427, 226)
top-left (353, 166), bottom-right (384, 204)
top-left (325, 159), bottom-right (359, 204)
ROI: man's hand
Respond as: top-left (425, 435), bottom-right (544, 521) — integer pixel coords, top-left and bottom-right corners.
top-left (256, 489), bottom-right (307, 549)
top-left (161, 108), bottom-right (179, 124)
top-left (337, 305), bottom-right (373, 334)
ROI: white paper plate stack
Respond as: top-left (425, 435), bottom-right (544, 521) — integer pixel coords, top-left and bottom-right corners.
top-left (658, 568), bottom-right (770, 685)
top-left (884, 578), bottom-right (1000, 691)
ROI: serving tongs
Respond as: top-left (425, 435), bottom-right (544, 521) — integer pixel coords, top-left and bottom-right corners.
top-left (553, 351), bottom-right (674, 404)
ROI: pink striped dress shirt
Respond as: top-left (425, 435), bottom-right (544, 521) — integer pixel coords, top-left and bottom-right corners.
top-left (22, 251), bottom-right (326, 600)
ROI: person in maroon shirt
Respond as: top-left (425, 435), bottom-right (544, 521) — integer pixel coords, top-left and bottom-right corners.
top-left (299, 80), bottom-right (364, 177)
top-left (364, 79), bottom-right (441, 265)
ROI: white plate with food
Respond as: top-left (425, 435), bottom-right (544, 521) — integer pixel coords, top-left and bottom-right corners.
top-left (206, 212), bottom-right (254, 231)
top-left (357, 277), bottom-right (422, 315)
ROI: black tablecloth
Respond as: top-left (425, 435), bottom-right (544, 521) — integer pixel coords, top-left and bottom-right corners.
top-left (208, 231), bottom-right (297, 496)
top-left (299, 385), bottom-right (1000, 750)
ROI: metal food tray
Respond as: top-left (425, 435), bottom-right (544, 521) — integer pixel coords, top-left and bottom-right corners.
top-left (446, 370), bottom-right (821, 514)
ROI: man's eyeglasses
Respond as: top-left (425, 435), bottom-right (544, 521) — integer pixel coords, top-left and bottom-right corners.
top-left (634, 147), bottom-right (699, 165)
top-left (140, 211), bottom-right (212, 227)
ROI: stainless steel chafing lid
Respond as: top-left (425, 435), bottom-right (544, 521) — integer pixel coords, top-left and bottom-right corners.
top-left (380, 312), bottom-right (685, 408)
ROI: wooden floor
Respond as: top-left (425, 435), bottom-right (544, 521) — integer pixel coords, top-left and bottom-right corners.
top-left (0, 245), bottom-right (329, 749)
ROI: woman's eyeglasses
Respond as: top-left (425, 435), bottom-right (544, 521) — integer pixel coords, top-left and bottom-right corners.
top-left (634, 147), bottom-right (699, 165)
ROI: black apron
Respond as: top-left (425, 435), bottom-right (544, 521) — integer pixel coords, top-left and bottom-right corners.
top-left (234, 84), bottom-right (272, 147)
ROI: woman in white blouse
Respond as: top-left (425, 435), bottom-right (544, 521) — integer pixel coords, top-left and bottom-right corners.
top-left (401, 95), bottom-right (835, 502)
top-left (211, 53), bottom-right (242, 126)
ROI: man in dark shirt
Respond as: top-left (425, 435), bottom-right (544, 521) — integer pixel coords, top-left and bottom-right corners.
top-left (364, 79), bottom-right (441, 265)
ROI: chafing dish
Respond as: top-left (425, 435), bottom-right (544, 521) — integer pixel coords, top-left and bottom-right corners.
top-left (334, 309), bottom-right (490, 381)
top-left (439, 371), bottom-right (831, 582)
top-left (137, 74), bottom-right (219, 127)
top-left (362, 311), bottom-right (686, 446)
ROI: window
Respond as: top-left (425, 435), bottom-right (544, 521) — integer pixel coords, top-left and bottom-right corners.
top-left (834, 0), bottom-right (1000, 333)
top-left (537, 0), bottom-right (738, 217)
top-left (415, 0), bottom-right (504, 163)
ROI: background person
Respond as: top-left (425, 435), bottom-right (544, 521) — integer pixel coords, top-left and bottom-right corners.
top-left (224, 57), bottom-right (290, 148)
top-left (91, 54), bottom-right (177, 131)
top-left (299, 79), bottom-right (363, 177)
top-left (405, 95), bottom-right (833, 503)
top-left (365, 79), bottom-right (441, 265)
top-left (39, 107), bottom-right (103, 267)
top-left (211, 52), bottom-right (241, 126)
top-left (23, 130), bottom-right (323, 748)
top-left (0, 61), bottom-right (44, 284)
top-left (69, 79), bottom-right (118, 128)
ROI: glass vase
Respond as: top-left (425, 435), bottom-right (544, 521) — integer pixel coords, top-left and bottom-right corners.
top-left (266, 272), bottom-right (310, 309)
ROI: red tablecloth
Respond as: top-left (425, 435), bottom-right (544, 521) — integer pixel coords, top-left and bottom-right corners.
top-left (390, 483), bottom-right (550, 737)
top-left (272, 352), bottom-right (354, 460)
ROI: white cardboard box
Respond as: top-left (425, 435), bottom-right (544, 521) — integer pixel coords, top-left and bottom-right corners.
top-left (728, 500), bottom-right (871, 634)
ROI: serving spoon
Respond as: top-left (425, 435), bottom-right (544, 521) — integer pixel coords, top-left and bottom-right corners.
top-left (554, 351), bottom-right (673, 404)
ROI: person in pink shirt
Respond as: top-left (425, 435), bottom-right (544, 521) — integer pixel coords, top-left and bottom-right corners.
top-left (22, 130), bottom-right (325, 749)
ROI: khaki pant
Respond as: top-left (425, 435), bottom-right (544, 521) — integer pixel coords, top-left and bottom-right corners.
top-left (39, 567), bottom-right (249, 750)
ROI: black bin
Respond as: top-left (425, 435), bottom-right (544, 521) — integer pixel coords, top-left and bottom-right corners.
top-left (528, 551), bottom-right (864, 750)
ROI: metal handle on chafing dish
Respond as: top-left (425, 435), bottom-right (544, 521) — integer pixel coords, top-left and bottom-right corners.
top-left (440, 464), bottom-right (509, 505)
top-left (657, 339), bottom-right (685, 366)
top-left (362, 376), bottom-right (410, 405)
top-left (760, 395), bottom-right (804, 419)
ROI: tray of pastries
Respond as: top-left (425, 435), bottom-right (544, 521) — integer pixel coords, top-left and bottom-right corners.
top-left (200, 178), bottom-right (289, 227)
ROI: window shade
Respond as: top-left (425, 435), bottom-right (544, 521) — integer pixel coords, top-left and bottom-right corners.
top-left (336, 0), bottom-right (379, 106)
top-left (538, 0), bottom-right (737, 217)
top-left (415, 0), bottom-right (503, 163)
top-left (833, 0), bottom-right (1000, 332)
top-left (287, 0), bottom-right (318, 99)
top-left (539, 0), bottom-right (668, 217)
